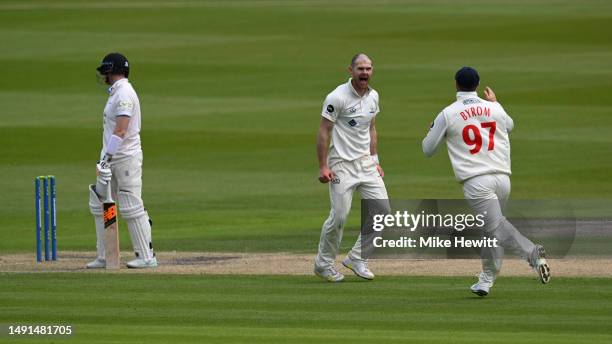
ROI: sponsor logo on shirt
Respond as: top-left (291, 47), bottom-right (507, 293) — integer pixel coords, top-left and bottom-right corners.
top-left (326, 104), bottom-right (334, 113)
top-left (118, 100), bottom-right (134, 110)
top-left (463, 98), bottom-right (481, 105)
top-left (348, 119), bottom-right (358, 127)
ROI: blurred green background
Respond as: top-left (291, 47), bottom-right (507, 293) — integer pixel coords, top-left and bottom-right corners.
top-left (1, 0), bottom-right (611, 253)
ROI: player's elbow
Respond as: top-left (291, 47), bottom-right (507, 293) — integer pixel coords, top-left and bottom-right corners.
top-left (423, 148), bottom-right (435, 158)
top-left (114, 129), bottom-right (127, 138)
top-left (422, 140), bottom-right (436, 157)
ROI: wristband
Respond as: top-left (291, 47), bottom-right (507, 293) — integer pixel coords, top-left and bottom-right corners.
top-left (371, 154), bottom-right (380, 165)
top-left (105, 134), bottom-right (123, 156)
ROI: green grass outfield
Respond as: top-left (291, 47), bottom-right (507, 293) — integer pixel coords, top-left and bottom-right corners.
top-left (1, 0), bottom-right (611, 253)
top-left (1, 274), bottom-right (611, 344)
top-left (1, 1), bottom-right (611, 343)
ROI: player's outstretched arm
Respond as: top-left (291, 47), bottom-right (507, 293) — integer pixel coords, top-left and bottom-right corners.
top-left (422, 111), bottom-right (447, 157)
top-left (317, 117), bottom-right (336, 183)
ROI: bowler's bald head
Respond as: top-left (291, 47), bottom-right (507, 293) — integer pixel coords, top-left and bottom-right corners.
top-left (351, 53), bottom-right (372, 67)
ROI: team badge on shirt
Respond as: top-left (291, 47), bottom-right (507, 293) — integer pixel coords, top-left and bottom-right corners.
top-left (348, 119), bottom-right (358, 127)
top-left (117, 100), bottom-right (134, 114)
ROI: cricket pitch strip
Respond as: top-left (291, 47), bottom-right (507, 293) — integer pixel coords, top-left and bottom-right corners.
top-left (1, 251), bottom-right (610, 277)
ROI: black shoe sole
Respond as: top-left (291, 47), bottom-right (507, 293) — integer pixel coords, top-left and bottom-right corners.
top-left (471, 289), bottom-right (488, 297)
top-left (535, 246), bottom-right (551, 284)
top-left (538, 263), bottom-right (551, 284)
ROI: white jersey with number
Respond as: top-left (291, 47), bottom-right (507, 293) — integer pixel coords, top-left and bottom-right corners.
top-left (101, 78), bottom-right (142, 163)
top-left (321, 79), bottom-right (380, 166)
top-left (422, 91), bottom-right (514, 182)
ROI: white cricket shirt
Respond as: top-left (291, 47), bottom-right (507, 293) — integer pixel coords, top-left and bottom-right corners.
top-left (321, 79), bottom-right (380, 165)
top-left (422, 91), bottom-right (514, 182)
top-left (101, 78), bottom-right (142, 162)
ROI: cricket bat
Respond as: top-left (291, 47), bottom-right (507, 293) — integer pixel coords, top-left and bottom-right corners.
top-left (103, 183), bottom-right (120, 269)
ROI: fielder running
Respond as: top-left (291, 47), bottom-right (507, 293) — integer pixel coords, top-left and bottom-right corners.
top-left (422, 67), bottom-right (550, 296)
top-left (314, 53), bottom-right (388, 282)
top-left (86, 53), bottom-right (156, 269)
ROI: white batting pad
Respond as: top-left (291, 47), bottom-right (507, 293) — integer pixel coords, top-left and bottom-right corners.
top-left (118, 191), bottom-right (154, 260)
top-left (88, 185), bottom-right (105, 259)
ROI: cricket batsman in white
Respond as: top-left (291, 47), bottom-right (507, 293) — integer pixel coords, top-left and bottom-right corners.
top-left (314, 53), bottom-right (388, 282)
top-left (422, 66), bottom-right (550, 296)
top-left (86, 53), bottom-right (156, 269)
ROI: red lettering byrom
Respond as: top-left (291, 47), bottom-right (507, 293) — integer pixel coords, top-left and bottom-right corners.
top-left (460, 112), bottom-right (467, 120)
top-left (484, 107), bottom-right (491, 116)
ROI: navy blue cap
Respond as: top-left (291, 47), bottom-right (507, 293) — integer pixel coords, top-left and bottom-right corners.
top-left (97, 53), bottom-right (129, 77)
top-left (455, 67), bottom-right (479, 90)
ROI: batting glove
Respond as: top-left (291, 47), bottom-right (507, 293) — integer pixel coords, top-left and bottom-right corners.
top-left (96, 160), bottom-right (112, 185)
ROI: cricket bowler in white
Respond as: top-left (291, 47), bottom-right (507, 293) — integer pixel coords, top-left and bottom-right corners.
top-left (314, 54), bottom-right (388, 282)
top-left (422, 67), bottom-right (550, 296)
top-left (86, 53), bottom-right (156, 269)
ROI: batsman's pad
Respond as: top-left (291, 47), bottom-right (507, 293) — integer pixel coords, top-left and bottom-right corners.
top-left (118, 191), bottom-right (154, 260)
top-left (88, 185), bottom-right (103, 216)
top-left (88, 185), bottom-right (105, 259)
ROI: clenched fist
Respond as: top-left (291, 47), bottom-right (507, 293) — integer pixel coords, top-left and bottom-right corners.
top-left (319, 166), bottom-right (336, 183)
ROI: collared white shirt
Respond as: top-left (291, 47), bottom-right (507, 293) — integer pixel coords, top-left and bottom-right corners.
top-left (101, 78), bottom-right (142, 162)
top-left (422, 91), bottom-right (514, 182)
top-left (321, 78), bottom-right (380, 165)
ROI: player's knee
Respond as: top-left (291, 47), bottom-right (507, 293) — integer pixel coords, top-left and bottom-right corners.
top-left (117, 191), bottom-right (146, 219)
top-left (491, 216), bottom-right (508, 232)
top-left (329, 210), bottom-right (349, 229)
top-left (481, 214), bottom-right (506, 233)
top-left (115, 181), bottom-right (142, 196)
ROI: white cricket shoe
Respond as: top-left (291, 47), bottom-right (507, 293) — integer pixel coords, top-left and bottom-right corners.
top-left (470, 272), bottom-right (495, 297)
top-left (86, 258), bottom-right (106, 269)
top-left (314, 266), bottom-right (345, 282)
top-left (342, 257), bottom-right (375, 280)
top-left (127, 257), bottom-right (158, 269)
top-left (529, 245), bottom-right (551, 284)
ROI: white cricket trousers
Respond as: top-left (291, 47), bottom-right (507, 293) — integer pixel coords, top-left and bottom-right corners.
top-left (93, 152), bottom-right (153, 260)
top-left (463, 173), bottom-right (536, 276)
top-left (110, 152), bottom-right (143, 197)
top-left (95, 152), bottom-right (143, 199)
top-left (315, 156), bottom-right (388, 269)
